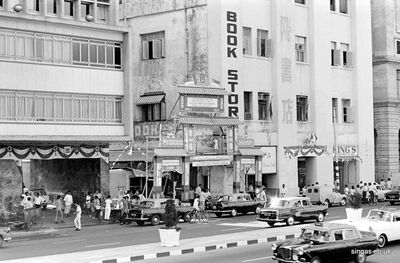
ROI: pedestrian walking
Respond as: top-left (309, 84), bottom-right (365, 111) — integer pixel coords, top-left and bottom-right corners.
top-left (387, 178), bottom-right (392, 190)
top-left (64, 191), bottom-right (73, 217)
top-left (74, 203), bottom-right (82, 231)
top-left (120, 196), bottom-right (129, 225)
top-left (33, 192), bottom-right (43, 208)
top-left (199, 188), bottom-right (206, 211)
top-left (55, 195), bottom-right (64, 224)
top-left (349, 186), bottom-right (356, 196)
top-left (380, 179), bottom-right (386, 189)
top-left (255, 186), bottom-right (261, 200)
top-left (344, 185), bottom-right (349, 195)
top-left (85, 192), bottom-right (92, 217)
top-left (195, 184), bottom-right (202, 196)
top-left (248, 184), bottom-right (255, 199)
top-left (104, 195), bottom-right (112, 220)
top-left (362, 183), bottom-right (368, 204)
top-left (260, 187), bottom-right (267, 201)
top-left (93, 195), bottom-right (101, 219)
top-left (189, 187), bottom-right (195, 206)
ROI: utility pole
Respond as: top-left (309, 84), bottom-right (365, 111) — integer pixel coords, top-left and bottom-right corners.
top-left (333, 110), bottom-right (340, 192)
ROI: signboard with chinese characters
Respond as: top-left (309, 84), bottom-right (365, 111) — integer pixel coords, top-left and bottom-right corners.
top-left (191, 155), bottom-right (233, 167)
top-left (261, 146), bottom-right (277, 174)
top-left (241, 158), bottom-right (255, 165)
top-left (181, 94), bottom-right (223, 113)
top-left (162, 159), bottom-right (181, 167)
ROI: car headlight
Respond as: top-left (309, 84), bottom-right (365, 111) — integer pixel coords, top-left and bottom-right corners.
top-left (292, 254), bottom-right (298, 260)
top-left (295, 247), bottom-right (304, 255)
top-left (272, 243), bottom-right (277, 251)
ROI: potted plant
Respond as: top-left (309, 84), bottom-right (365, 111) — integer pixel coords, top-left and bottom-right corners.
top-left (158, 199), bottom-right (181, 247)
top-left (345, 192), bottom-right (362, 222)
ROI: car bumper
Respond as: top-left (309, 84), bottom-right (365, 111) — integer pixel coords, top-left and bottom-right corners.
top-left (272, 257), bottom-right (308, 263)
top-left (257, 218), bottom-right (284, 222)
top-left (385, 198), bottom-right (399, 202)
top-left (210, 210), bottom-right (231, 213)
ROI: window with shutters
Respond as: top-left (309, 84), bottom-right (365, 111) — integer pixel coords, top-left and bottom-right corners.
top-left (141, 31), bottom-right (165, 60)
top-left (295, 36), bottom-right (306, 62)
top-left (258, 92), bottom-right (271, 121)
top-left (331, 41), bottom-right (340, 66)
top-left (257, 29), bottom-right (271, 58)
top-left (243, 27), bottom-right (252, 55)
top-left (244, 92), bottom-right (253, 120)
top-left (341, 43), bottom-right (351, 67)
top-left (339, 0), bottom-right (348, 14)
top-left (141, 103), bottom-right (166, 121)
top-left (342, 99), bottom-right (351, 123)
top-left (296, 95), bottom-right (308, 122)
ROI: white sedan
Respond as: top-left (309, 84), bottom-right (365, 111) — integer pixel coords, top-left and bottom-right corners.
top-left (334, 208), bottom-right (400, 248)
top-left (375, 185), bottom-right (391, 201)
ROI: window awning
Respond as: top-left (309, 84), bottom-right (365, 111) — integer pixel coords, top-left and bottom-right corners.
top-left (179, 117), bottom-right (240, 126)
top-left (136, 94), bottom-right (165, 105)
top-left (239, 148), bottom-right (264, 156)
top-left (154, 148), bottom-right (187, 157)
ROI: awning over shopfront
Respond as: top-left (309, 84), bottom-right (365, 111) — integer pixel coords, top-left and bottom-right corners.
top-left (179, 116), bottom-right (240, 126)
top-left (154, 148), bottom-right (187, 157)
top-left (136, 94), bottom-right (165, 105)
top-left (239, 147), bottom-right (264, 156)
top-left (177, 86), bottom-right (229, 95)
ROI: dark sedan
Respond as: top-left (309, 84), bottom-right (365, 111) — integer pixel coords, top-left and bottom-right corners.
top-left (272, 222), bottom-right (378, 263)
top-left (209, 193), bottom-right (267, 217)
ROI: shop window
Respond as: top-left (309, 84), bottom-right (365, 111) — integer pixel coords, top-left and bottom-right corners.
top-left (339, 0), bottom-right (348, 14)
top-left (64, 0), bottom-right (74, 17)
top-left (141, 31), bottom-right (165, 60)
top-left (243, 27), bottom-right (252, 55)
top-left (257, 29), bottom-right (271, 58)
top-left (342, 99), bottom-right (352, 123)
top-left (47, 0), bottom-right (57, 14)
top-left (258, 92), bottom-right (272, 121)
top-left (295, 36), bottom-right (306, 62)
top-left (244, 91), bottom-right (253, 120)
top-left (296, 95), bottom-right (308, 122)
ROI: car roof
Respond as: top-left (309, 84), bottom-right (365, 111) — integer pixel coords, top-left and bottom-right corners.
top-left (303, 222), bottom-right (357, 231)
top-left (278, 196), bottom-right (310, 202)
top-left (369, 208), bottom-right (400, 216)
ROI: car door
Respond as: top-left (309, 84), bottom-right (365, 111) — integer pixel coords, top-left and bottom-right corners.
top-left (293, 200), bottom-right (304, 219)
top-left (343, 229), bottom-right (364, 260)
top-left (300, 199), bottom-right (314, 219)
top-left (328, 230), bottom-right (351, 261)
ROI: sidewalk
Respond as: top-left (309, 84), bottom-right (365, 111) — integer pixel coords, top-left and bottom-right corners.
top-left (4, 223), bottom-right (306, 263)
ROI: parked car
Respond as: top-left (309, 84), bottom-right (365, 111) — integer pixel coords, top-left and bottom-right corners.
top-left (305, 185), bottom-right (347, 207)
top-left (126, 198), bottom-right (192, 226)
top-left (333, 208), bottom-right (400, 248)
top-left (375, 185), bottom-right (390, 201)
top-left (384, 185), bottom-right (400, 205)
top-left (209, 193), bottom-right (267, 217)
top-left (258, 196), bottom-right (328, 227)
top-left (28, 188), bottom-right (52, 208)
top-left (272, 222), bottom-right (378, 263)
top-left (0, 226), bottom-right (11, 248)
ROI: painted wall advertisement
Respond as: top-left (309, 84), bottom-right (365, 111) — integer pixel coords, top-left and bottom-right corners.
top-left (261, 146), bottom-right (277, 174)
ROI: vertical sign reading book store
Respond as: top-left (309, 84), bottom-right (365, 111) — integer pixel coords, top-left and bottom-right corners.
top-left (226, 10), bottom-right (239, 117)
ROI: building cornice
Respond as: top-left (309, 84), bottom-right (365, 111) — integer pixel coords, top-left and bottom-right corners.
top-left (0, 135), bottom-right (130, 143)
top-left (373, 55), bottom-right (400, 65)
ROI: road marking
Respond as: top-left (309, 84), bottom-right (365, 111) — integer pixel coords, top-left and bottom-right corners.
top-left (85, 242), bottom-right (120, 248)
top-left (219, 227), bottom-right (244, 232)
top-left (53, 239), bottom-right (86, 244)
top-left (243, 256), bottom-right (273, 262)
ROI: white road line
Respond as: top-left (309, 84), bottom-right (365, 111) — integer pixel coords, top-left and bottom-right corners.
top-left (242, 256), bottom-right (273, 262)
top-left (53, 239), bottom-right (86, 244)
top-left (85, 242), bottom-right (120, 248)
top-left (219, 227), bottom-right (243, 232)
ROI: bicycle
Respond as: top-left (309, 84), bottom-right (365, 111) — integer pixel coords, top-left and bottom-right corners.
top-left (188, 209), bottom-right (210, 224)
top-left (366, 191), bottom-right (378, 205)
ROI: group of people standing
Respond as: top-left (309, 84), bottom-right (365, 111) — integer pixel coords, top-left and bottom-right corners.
top-left (343, 178), bottom-right (393, 204)
top-left (189, 184), bottom-right (211, 210)
top-left (248, 184), bottom-right (270, 201)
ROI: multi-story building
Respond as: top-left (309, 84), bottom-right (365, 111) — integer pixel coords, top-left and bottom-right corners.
top-left (372, 0), bottom-right (400, 182)
top-left (0, 0), bottom-right (132, 208)
top-left (119, 0), bottom-right (375, 198)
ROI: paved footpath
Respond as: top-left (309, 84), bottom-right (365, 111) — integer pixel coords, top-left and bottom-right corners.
top-left (1, 223), bottom-right (308, 263)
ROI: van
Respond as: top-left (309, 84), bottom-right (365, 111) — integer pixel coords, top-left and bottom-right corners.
top-left (305, 185), bottom-right (347, 207)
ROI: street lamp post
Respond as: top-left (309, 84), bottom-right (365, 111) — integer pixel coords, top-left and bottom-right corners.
top-left (145, 136), bottom-right (149, 198)
top-left (333, 111), bottom-right (340, 192)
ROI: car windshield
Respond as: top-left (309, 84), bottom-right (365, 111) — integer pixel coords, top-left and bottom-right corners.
top-left (367, 210), bottom-right (391, 222)
top-left (393, 186), bottom-right (400, 191)
top-left (139, 201), bottom-right (154, 208)
top-left (300, 229), bottom-right (330, 242)
top-left (270, 199), bottom-right (289, 208)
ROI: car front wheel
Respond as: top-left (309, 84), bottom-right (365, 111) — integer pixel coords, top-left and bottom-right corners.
top-left (215, 213), bottom-right (222, 218)
top-left (267, 222), bottom-right (275, 227)
top-left (355, 253), bottom-right (366, 263)
top-left (378, 234), bottom-right (387, 248)
top-left (316, 213), bottom-right (325, 222)
top-left (390, 201), bottom-right (395, 205)
top-left (323, 199), bottom-right (330, 207)
top-left (310, 256), bottom-right (322, 263)
top-left (340, 198), bottom-right (347, 206)
top-left (286, 216), bottom-right (295, 226)
top-left (255, 205), bottom-right (262, 214)
top-left (150, 215), bottom-right (160, 226)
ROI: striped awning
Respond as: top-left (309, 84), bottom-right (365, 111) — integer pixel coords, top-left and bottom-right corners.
top-left (177, 86), bottom-right (229, 95)
top-left (239, 148), bottom-right (264, 156)
top-left (136, 94), bottom-right (165, 105)
top-left (179, 117), bottom-right (240, 126)
top-left (154, 148), bottom-right (187, 157)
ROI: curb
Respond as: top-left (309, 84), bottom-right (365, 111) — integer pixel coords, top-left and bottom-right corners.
top-left (90, 233), bottom-right (300, 263)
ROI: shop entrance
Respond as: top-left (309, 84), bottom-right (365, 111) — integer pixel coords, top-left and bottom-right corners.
top-left (297, 157), bottom-right (316, 192)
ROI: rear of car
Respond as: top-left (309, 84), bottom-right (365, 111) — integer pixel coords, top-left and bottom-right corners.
top-left (0, 227), bottom-right (12, 248)
top-left (385, 186), bottom-right (400, 204)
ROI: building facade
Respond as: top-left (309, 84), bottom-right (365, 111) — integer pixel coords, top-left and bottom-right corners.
top-left (119, 0), bottom-right (375, 198)
top-left (372, 0), bottom-right (400, 182)
top-left (0, 0), bottom-right (133, 208)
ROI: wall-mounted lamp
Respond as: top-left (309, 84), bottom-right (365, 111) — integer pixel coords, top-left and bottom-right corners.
top-left (14, 4), bottom-right (23, 12)
top-left (86, 15), bottom-right (94, 22)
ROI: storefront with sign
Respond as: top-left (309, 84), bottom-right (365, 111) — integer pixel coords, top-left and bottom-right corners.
top-left (334, 145), bottom-right (360, 192)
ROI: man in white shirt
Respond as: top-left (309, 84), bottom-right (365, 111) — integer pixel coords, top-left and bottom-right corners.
top-left (260, 187), bottom-right (267, 201)
top-left (380, 179), bottom-right (386, 189)
top-left (74, 203), bottom-right (82, 231)
top-left (387, 178), bottom-right (392, 190)
top-left (195, 184), bottom-right (202, 196)
top-left (64, 191), bottom-right (73, 217)
top-left (33, 192), bottom-right (43, 208)
top-left (344, 185), bottom-right (349, 195)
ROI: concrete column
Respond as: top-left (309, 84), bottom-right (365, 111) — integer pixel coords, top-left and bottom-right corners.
top-left (93, 0), bottom-right (98, 23)
top-left (109, 0), bottom-right (118, 25)
top-left (75, 0), bottom-right (81, 21)
top-left (22, 0), bottom-right (29, 14)
top-left (182, 157), bottom-right (190, 202)
top-left (40, 0), bottom-right (46, 15)
top-left (152, 158), bottom-right (162, 198)
top-left (233, 157), bottom-right (241, 193)
top-left (58, 0), bottom-right (64, 19)
top-left (255, 156), bottom-right (262, 187)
